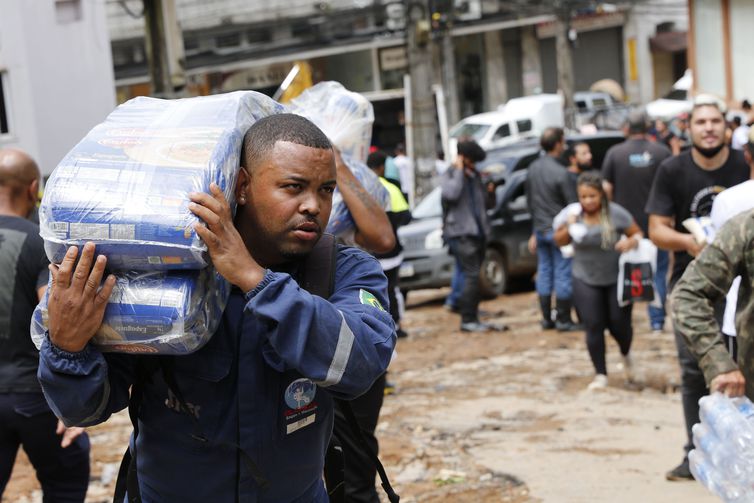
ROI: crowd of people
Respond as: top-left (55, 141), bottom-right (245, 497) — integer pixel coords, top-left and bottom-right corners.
top-left (2, 89), bottom-right (754, 502)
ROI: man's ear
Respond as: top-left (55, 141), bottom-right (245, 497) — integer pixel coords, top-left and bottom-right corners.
top-left (28, 179), bottom-right (39, 205)
top-left (235, 167), bottom-right (250, 203)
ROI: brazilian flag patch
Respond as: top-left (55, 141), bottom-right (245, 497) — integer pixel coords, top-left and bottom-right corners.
top-left (359, 289), bottom-right (385, 311)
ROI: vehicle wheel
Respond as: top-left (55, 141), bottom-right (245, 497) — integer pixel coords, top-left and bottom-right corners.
top-left (479, 248), bottom-right (507, 299)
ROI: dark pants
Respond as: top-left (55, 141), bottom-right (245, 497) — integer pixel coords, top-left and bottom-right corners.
top-left (447, 236), bottom-right (484, 323)
top-left (0, 393), bottom-right (90, 503)
top-left (384, 266), bottom-right (400, 325)
top-left (332, 373), bottom-right (386, 503)
top-left (572, 278), bottom-right (633, 375)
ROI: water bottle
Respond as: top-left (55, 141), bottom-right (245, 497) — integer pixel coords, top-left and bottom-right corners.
top-left (733, 396), bottom-right (754, 421)
top-left (693, 423), bottom-right (754, 483)
top-left (699, 393), bottom-right (754, 457)
top-left (689, 449), bottom-right (754, 503)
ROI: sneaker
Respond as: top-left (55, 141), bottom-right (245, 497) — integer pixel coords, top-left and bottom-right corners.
top-left (482, 321), bottom-right (509, 332)
top-left (619, 354), bottom-right (634, 382)
top-left (587, 374), bottom-right (608, 390)
top-left (384, 381), bottom-right (396, 396)
top-left (665, 458), bottom-right (693, 481)
top-left (460, 321), bottom-right (491, 333)
top-left (444, 304), bottom-right (460, 313)
top-left (651, 324), bottom-right (664, 334)
top-left (396, 328), bottom-right (409, 339)
top-left (540, 319), bottom-right (555, 330)
top-left (556, 320), bottom-right (580, 332)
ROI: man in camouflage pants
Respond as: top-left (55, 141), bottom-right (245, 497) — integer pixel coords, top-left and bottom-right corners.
top-left (670, 209), bottom-right (754, 399)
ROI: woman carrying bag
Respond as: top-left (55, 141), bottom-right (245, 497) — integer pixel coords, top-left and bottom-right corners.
top-left (554, 171), bottom-right (643, 390)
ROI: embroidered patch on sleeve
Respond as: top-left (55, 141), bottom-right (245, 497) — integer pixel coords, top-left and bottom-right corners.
top-left (359, 289), bottom-right (385, 311)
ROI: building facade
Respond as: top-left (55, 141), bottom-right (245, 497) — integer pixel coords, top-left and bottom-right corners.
top-left (0, 0), bottom-right (116, 176)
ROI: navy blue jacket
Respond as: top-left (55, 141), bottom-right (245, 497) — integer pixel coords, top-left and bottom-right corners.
top-left (38, 246), bottom-right (395, 502)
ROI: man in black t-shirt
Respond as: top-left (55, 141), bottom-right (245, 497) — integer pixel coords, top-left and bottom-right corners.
top-left (603, 111), bottom-right (672, 332)
top-left (0, 149), bottom-right (89, 501)
top-left (646, 95), bottom-right (749, 481)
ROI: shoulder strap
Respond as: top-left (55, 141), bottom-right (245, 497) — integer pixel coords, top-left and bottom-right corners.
top-left (336, 399), bottom-right (400, 503)
top-left (300, 233), bottom-right (337, 298)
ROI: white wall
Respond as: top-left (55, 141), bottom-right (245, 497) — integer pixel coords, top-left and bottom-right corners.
top-left (0, 0), bottom-right (116, 175)
top-left (730, 0), bottom-right (754, 101)
top-left (693, 0), bottom-right (726, 97)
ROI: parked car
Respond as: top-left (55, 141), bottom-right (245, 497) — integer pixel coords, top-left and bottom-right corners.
top-left (398, 131), bottom-right (625, 299)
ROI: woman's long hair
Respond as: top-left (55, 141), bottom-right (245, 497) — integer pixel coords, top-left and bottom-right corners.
top-left (576, 171), bottom-right (615, 250)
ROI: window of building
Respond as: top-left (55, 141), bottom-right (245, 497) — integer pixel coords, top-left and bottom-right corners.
top-left (215, 32), bottom-right (241, 49)
top-left (55, 0), bottom-right (82, 23)
top-left (0, 73), bottom-right (9, 135)
top-left (247, 28), bottom-right (271, 45)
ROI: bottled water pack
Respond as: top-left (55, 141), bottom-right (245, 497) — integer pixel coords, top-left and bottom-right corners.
top-left (690, 392), bottom-right (754, 502)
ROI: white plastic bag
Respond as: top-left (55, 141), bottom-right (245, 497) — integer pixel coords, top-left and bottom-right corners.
top-left (288, 81), bottom-right (374, 163)
top-left (617, 238), bottom-right (661, 307)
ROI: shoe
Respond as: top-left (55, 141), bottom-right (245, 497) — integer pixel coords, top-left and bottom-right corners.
top-left (540, 319), bottom-right (555, 330)
top-left (482, 321), bottom-right (509, 332)
top-left (444, 303), bottom-right (460, 313)
top-left (587, 374), bottom-right (608, 390)
top-left (538, 295), bottom-right (554, 330)
top-left (651, 324), bottom-right (664, 334)
top-left (665, 459), bottom-right (693, 481)
top-left (396, 328), bottom-right (409, 338)
top-left (460, 321), bottom-right (491, 333)
top-left (556, 320), bottom-right (580, 332)
top-left (619, 354), bottom-right (634, 381)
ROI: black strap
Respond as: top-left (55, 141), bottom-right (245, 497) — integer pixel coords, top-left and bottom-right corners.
top-left (336, 399), bottom-right (400, 503)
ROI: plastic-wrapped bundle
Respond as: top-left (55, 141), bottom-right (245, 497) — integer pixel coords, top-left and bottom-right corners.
top-left (288, 81), bottom-right (374, 164)
top-left (31, 269), bottom-right (229, 354)
top-left (40, 91), bottom-right (284, 270)
top-left (689, 393), bottom-right (754, 502)
top-left (326, 155), bottom-right (390, 238)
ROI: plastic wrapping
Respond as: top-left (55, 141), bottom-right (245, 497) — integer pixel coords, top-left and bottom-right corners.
top-left (288, 81), bottom-right (374, 164)
top-left (31, 269), bottom-right (229, 354)
top-left (325, 155), bottom-right (390, 238)
top-left (39, 91), bottom-right (284, 270)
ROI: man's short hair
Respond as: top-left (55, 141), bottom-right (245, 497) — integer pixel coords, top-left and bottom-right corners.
top-left (626, 109), bottom-right (648, 134)
top-left (241, 114), bottom-right (332, 171)
top-left (540, 127), bottom-right (564, 152)
top-left (457, 140), bottom-right (486, 163)
top-left (366, 150), bottom-right (387, 170)
top-left (690, 94), bottom-right (728, 120)
top-left (565, 141), bottom-right (588, 161)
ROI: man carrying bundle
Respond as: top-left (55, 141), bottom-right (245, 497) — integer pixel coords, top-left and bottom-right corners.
top-left (37, 114), bottom-right (396, 502)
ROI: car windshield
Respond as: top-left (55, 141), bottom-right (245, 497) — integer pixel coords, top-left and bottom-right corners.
top-left (449, 122), bottom-right (490, 140)
top-left (412, 187), bottom-right (442, 219)
top-left (663, 89), bottom-right (687, 101)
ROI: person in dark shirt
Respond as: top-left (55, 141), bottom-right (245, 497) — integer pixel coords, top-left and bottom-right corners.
top-left (602, 110), bottom-right (672, 332)
top-left (526, 128), bottom-right (579, 331)
top-left (565, 141), bottom-right (592, 191)
top-left (0, 148), bottom-right (89, 501)
top-left (646, 94), bottom-right (750, 481)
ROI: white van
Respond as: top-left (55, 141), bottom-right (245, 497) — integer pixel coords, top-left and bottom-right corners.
top-left (449, 94), bottom-right (564, 151)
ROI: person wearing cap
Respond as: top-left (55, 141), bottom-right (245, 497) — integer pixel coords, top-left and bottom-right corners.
top-left (645, 94), bottom-right (750, 481)
top-left (602, 110), bottom-right (672, 333)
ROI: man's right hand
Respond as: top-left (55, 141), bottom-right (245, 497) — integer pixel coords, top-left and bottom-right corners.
top-left (527, 234), bottom-right (537, 254)
top-left (710, 369), bottom-right (746, 397)
top-left (47, 243), bottom-right (116, 353)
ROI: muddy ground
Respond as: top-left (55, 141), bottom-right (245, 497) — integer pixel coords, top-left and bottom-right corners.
top-left (4, 287), bottom-right (718, 502)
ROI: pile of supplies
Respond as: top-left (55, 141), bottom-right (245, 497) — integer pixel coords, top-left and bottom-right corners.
top-left (31, 82), bottom-right (387, 354)
top-left (689, 392), bottom-right (754, 502)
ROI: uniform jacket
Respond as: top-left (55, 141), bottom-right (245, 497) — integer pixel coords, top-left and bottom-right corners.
top-left (440, 167), bottom-right (492, 240)
top-left (38, 246), bottom-right (396, 502)
top-left (671, 209), bottom-right (754, 399)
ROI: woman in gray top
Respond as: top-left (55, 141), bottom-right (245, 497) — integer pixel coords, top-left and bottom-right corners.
top-left (554, 171), bottom-right (643, 390)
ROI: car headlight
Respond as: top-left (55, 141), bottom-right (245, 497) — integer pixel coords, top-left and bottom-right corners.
top-left (424, 228), bottom-right (444, 250)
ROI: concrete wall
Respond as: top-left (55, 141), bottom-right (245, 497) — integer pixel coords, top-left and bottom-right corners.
top-left (0, 0), bottom-right (116, 175)
top-left (729, 0), bottom-right (754, 101)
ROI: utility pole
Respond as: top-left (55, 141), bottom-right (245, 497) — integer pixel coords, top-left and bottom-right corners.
top-left (143, 0), bottom-right (186, 98)
top-left (554, 1), bottom-right (575, 126)
top-left (406, 0), bottom-right (438, 202)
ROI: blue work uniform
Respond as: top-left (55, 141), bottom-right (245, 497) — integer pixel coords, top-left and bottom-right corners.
top-left (38, 246), bottom-right (396, 502)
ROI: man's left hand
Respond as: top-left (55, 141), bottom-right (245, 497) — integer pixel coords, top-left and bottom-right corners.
top-left (56, 419), bottom-right (84, 448)
top-left (189, 183), bottom-right (264, 292)
top-left (710, 369), bottom-right (746, 397)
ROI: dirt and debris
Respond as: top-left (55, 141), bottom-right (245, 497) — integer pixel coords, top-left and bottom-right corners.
top-left (3, 288), bottom-right (717, 502)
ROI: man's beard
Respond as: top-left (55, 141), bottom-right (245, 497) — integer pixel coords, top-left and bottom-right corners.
top-left (577, 162), bottom-right (592, 171)
top-left (693, 142), bottom-right (725, 158)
